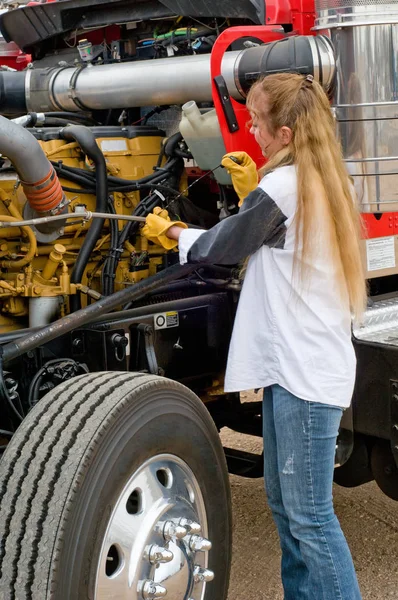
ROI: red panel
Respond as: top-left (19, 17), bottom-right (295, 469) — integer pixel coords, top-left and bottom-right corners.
top-left (289, 0), bottom-right (316, 33)
top-left (265, 0), bottom-right (292, 25)
top-left (0, 40), bottom-right (31, 70)
top-left (210, 26), bottom-right (286, 169)
top-left (361, 213), bottom-right (398, 239)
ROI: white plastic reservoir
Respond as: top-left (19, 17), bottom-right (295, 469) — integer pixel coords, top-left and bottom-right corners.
top-left (179, 101), bottom-right (232, 186)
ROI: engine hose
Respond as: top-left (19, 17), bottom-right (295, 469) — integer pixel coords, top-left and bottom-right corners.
top-left (1, 262), bottom-right (200, 365)
top-left (53, 158), bottom-right (178, 187)
top-left (44, 112), bottom-right (99, 125)
top-left (0, 116), bottom-right (65, 215)
top-left (43, 118), bottom-right (90, 127)
top-left (53, 165), bottom-right (96, 189)
top-left (61, 126), bottom-right (108, 311)
top-left (173, 148), bottom-right (193, 159)
top-left (0, 215), bottom-right (37, 269)
top-left (102, 197), bottom-right (120, 296)
top-left (164, 132), bottom-right (185, 159)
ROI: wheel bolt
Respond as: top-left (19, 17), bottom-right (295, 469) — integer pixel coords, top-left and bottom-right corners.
top-left (141, 579), bottom-right (167, 598)
top-left (193, 566), bottom-right (215, 583)
top-left (148, 544), bottom-right (174, 564)
top-left (178, 518), bottom-right (202, 534)
top-left (162, 520), bottom-right (188, 541)
top-left (188, 535), bottom-right (212, 552)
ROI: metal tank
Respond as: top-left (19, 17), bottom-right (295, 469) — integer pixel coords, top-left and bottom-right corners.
top-left (314, 0), bottom-right (398, 211)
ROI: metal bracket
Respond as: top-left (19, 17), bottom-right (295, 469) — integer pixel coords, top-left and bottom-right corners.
top-left (136, 324), bottom-right (163, 376)
top-left (224, 447), bottom-right (264, 478)
top-left (213, 75), bottom-right (239, 133)
top-left (390, 380), bottom-right (398, 466)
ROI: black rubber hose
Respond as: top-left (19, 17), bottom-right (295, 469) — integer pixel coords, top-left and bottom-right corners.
top-left (102, 197), bottom-right (120, 296)
top-left (53, 164), bottom-right (96, 189)
top-left (61, 126), bottom-right (109, 311)
top-left (1, 263), bottom-right (199, 365)
top-left (44, 112), bottom-right (99, 124)
top-left (43, 117), bottom-right (91, 127)
top-left (164, 132), bottom-right (185, 158)
top-left (164, 132), bottom-right (192, 159)
top-left (53, 158), bottom-right (179, 187)
top-left (115, 194), bottom-right (158, 256)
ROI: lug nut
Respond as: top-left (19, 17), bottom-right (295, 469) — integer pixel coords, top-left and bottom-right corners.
top-left (141, 579), bottom-right (167, 598)
top-left (189, 535), bottom-right (212, 552)
top-left (178, 518), bottom-right (201, 534)
top-left (193, 566), bottom-right (215, 583)
top-left (149, 545), bottom-right (174, 564)
top-left (162, 520), bottom-right (188, 541)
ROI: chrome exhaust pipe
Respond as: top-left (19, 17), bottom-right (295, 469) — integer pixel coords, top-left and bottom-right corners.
top-left (0, 35), bottom-right (335, 114)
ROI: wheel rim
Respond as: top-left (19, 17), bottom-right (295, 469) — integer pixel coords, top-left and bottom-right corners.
top-left (95, 453), bottom-right (213, 599)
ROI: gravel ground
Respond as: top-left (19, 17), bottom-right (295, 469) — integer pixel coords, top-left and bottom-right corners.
top-left (221, 392), bottom-right (398, 600)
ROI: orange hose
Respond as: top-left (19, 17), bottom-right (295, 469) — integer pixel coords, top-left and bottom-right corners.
top-left (21, 167), bottom-right (64, 213)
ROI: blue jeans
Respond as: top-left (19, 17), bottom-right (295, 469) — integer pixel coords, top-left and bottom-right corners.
top-left (263, 385), bottom-right (362, 600)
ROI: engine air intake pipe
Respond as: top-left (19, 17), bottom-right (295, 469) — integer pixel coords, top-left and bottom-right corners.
top-left (0, 35), bottom-right (335, 114)
top-left (0, 115), bottom-right (65, 216)
top-left (60, 125), bottom-right (108, 311)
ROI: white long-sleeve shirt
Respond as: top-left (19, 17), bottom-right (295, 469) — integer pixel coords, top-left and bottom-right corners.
top-left (178, 165), bottom-right (356, 408)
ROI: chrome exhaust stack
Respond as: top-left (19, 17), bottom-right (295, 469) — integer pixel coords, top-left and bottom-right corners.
top-left (314, 0), bottom-right (398, 211)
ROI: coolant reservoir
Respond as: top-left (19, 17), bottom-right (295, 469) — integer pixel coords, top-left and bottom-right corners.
top-left (179, 101), bottom-right (232, 185)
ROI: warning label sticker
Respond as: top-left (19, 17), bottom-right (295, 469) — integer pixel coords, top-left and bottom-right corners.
top-left (100, 139), bottom-right (128, 152)
top-left (366, 236), bottom-right (396, 272)
top-left (154, 311), bottom-right (179, 330)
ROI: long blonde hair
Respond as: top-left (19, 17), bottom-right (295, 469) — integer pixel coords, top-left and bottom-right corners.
top-left (247, 73), bottom-right (367, 320)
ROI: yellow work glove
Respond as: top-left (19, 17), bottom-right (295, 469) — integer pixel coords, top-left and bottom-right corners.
top-left (221, 151), bottom-right (258, 206)
top-left (142, 207), bottom-right (187, 250)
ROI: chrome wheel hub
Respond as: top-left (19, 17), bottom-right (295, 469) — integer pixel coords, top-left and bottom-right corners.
top-left (95, 454), bottom-right (213, 599)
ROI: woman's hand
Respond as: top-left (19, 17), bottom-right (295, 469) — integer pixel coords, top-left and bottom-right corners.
top-left (141, 207), bottom-right (187, 249)
top-left (221, 151), bottom-right (258, 206)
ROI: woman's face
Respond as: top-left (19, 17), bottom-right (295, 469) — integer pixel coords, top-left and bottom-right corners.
top-left (249, 94), bottom-right (290, 158)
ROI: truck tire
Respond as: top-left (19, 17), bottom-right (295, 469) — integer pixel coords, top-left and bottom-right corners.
top-left (0, 371), bottom-right (232, 600)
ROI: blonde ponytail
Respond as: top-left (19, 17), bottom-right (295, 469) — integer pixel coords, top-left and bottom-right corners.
top-left (247, 73), bottom-right (367, 320)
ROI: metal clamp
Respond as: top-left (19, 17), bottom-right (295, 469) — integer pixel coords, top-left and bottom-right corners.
top-left (68, 65), bottom-right (90, 111)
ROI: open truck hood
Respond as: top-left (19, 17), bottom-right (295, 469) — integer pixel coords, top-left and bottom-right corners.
top-left (0, 0), bottom-right (265, 53)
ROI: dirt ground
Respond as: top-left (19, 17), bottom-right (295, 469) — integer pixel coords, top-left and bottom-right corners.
top-left (221, 392), bottom-right (398, 600)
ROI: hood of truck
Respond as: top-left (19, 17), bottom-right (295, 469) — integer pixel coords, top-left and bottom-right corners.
top-left (0, 0), bottom-right (265, 53)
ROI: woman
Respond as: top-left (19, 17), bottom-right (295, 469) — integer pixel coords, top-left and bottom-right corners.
top-left (142, 72), bottom-right (366, 599)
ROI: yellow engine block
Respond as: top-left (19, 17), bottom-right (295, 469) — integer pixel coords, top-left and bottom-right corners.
top-left (0, 127), bottom-right (169, 332)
